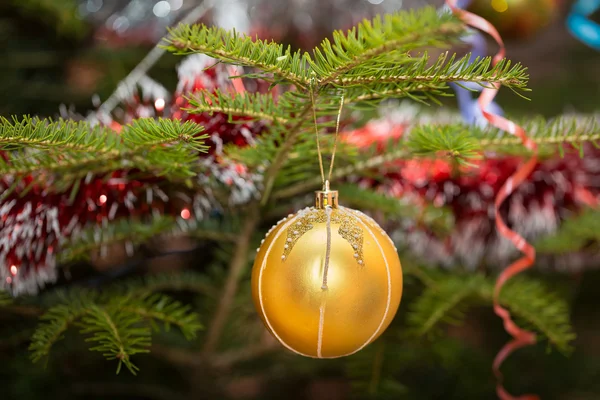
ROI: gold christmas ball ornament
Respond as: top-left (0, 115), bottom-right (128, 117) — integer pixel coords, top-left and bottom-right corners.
top-left (251, 185), bottom-right (403, 358)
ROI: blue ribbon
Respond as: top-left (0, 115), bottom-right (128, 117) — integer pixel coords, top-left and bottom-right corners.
top-left (447, 0), bottom-right (504, 126)
top-left (567, 0), bottom-right (600, 50)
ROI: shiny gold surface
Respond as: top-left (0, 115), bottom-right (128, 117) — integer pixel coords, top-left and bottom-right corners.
top-left (251, 206), bottom-right (403, 358)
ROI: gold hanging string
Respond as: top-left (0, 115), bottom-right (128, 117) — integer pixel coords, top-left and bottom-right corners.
top-left (309, 89), bottom-right (326, 189)
top-left (310, 89), bottom-right (345, 190)
top-left (328, 93), bottom-right (345, 182)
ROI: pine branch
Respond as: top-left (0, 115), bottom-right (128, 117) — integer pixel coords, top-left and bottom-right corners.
top-left (403, 116), bottom-right (600, 163)
top-left (0, 118), bottom-right (209, 197)
top-left (0, 116), bottom-right (118, 152)
top-left (30, 283), bottom-right (203, 373)
top-left (535, 209), bottom-right (600, 254)
top-left (124, 118), bottom-right (209, 153)
top-left (185, 90), bottom-right (289, 125)
top-left (29, 292), bottom-right (94, 365)
top-left (472, 116), bottom-right (600, 153)
top-left (408, 274), bottom-right (483, 336)
top-left (406, 271), bottom-right (575, 353)
top-left (80, 305), bottom-right (151, 374)
top-left (331, 54), bottom-right (528, 94)
top-left (407, 125), bottom-right (483, 166)
top-left (163, 24), bottom-right (309, 87)
top-left (313, 8), bottom-right (465, 86)
top-left (343, 83), bottom-right (439, 106)
top-left (495, 278), bottom-right (575, 353)
top-left (119, 293), bottom-right (203, 341)
top-left (164, 9), bottom-right (528, 126)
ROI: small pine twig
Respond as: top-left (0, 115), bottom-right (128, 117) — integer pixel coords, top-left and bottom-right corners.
top-left (317, 21), bottom-right (463, 86)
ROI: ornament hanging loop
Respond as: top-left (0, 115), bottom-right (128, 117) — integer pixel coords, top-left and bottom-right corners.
top-left (309, 78), bottom-right (345, 191)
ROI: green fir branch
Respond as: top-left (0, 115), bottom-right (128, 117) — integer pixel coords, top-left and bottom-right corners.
top-left (162, 8), bottom-right (532, 210)
top-left (185, 90), bottom-right (288, 125)
top-left (124, 118), bottom-right (209, 153)
top-left (330, 54), bottom-right (528, 94)
top-left (30, 286), bottom-right (203, 373)
top-left (29, 291), bottom-right (95, 364)
top-left (343, 82), bottom-right (440, 106)
top-left (117, 294), bottom-right (203, 341)
top-left (477, 116), bottom-right (600, 154)
top-left (80, 305), bottom-right (151, 375)
top-left (0, 118), bottom-right (209, 197)
top-left (313, 8), bottom-right (464, 85)
top-left (496, 278), bottom-right (575, 353)
top-left (408, 274), bottom-right (484, 337)
top-left (407, 272), bottom-right (575, 353)
top-left (29, 304), bottom-right (86, 364)
top-left (402, 116), bottom-right (600, 163)
top-left (535, 209), bottom-right (600, 254)
top-left (163, 24), bottom-right (309, 87)
top-left (407, 125), bottom-right (483, 166)
top-left (0, 116), bottom-right (118, 151)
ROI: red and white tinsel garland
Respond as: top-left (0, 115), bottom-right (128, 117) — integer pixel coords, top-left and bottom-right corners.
top-left (1, 54), bottom-right (265, 295)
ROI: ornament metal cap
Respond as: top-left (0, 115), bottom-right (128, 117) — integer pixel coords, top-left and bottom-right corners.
top-left (315, 180), bottom-right (338, 209)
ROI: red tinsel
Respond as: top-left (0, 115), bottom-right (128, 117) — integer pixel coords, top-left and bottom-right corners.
top-left (0, 171), bottom-right (165, 294)
top-left (346, 118), bottom-right (600, 270)
top-left (1, 54), bottom-right (265, 295)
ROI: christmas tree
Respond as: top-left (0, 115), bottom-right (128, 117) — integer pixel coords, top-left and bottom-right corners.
top-left (2, 3), bottom-right (600, 400)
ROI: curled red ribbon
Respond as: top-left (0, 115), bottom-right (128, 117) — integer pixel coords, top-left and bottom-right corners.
top-left (445, 2), bottom-right (540, 399)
